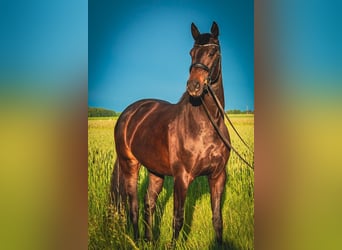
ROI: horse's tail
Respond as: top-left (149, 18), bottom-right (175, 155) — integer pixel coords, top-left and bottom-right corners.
top-left (110, 159), bottom-right (125, 210)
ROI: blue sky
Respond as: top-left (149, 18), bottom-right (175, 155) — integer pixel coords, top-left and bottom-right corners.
top-left (89, 0), bottom-right (254, 112)
top-left (0, 0), bottom-right (87, 92)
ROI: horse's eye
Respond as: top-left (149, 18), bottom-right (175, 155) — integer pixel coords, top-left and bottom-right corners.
top-left (209, 48), bottom-right (217, 57)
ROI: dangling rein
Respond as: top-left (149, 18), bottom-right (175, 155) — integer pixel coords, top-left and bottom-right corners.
top-left (201, 83), bottom-right (254, 170)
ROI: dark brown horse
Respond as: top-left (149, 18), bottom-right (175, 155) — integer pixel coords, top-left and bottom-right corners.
top-left (110, 22), bottom-right (230, 244)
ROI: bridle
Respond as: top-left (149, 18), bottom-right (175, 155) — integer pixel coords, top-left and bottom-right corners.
top-left (189, 43), bottom-right (255, 170)
top-left (189, 44), bottom-right (221, 86)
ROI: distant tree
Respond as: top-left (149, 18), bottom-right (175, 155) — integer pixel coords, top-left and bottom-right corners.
top-left (227, 109), bottom-right (242, 114)
top-left (226, 109), bottom-right (254, 114)
top-left (88, 107), bottom-right (117, 117)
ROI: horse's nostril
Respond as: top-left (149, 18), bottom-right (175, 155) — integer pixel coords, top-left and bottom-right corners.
top-left (195, 82), bottom-right (200, 90)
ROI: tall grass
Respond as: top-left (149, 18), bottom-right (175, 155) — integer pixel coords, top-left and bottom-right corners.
top-left (88, 115), bottom-right (254, 249)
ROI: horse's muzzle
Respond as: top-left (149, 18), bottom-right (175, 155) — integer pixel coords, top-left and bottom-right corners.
top-left (187, 80), bottom-right (203, 97)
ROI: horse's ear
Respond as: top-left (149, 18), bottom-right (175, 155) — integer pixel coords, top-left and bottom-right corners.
top-left (191, 22), bottom-right (200, 40)
top-left (211, 21), bottom-right (219, 38)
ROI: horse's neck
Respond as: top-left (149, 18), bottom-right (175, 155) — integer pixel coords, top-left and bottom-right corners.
top-left (210, 77), bottom-right (225, 108)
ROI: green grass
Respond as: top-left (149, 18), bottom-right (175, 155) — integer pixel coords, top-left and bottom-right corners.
top-left (88, 115), bottom-right (254, 249)
top-left (88, 116), bottom-right (118, 120)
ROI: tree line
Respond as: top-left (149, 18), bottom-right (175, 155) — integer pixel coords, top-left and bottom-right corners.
top-left (88, 107), bottom-right (117, 117)
top-left (226, 109), bottom-right (254, 114)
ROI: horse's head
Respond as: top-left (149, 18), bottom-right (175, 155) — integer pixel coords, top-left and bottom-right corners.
top-left (187, 22), bottom-right (221, 98)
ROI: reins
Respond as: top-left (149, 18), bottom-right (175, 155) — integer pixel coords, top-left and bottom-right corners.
top-left (190, 43), bottom-right (254, 169)
top-left (200, 93), bottom-right (254, 170)
top-left (207, 84), bottom-right (254, 154)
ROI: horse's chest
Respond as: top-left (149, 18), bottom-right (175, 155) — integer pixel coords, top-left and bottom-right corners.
top-left (168, 121), bottom-right (225, 169)
top-left (184, 134), bottom-right (222, 162)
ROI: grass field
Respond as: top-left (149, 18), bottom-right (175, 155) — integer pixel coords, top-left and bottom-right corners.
top-left (88, 114), bottom-right (254, 249)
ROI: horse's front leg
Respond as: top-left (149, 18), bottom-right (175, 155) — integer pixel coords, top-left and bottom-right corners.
top-left (208, 169), bottom-right (227, 244)
top-left (172, 175), bottom-right (191, 242)
top-left (144, 172), bottom-right (164, 241)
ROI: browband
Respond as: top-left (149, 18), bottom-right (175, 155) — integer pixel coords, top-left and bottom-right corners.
top-left (194, 43), bottom-right (220, 47)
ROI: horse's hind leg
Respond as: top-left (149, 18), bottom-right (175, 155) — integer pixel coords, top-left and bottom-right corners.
top-left (120, 158), bottom-right (141, 240)
top-left (208, 170), bottom-right (227, 244)
top-left (144, 172), bottom-right (164, 241)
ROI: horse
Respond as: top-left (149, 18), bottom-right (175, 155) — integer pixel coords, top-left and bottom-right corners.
top-left (110, 21), bottom-right (230, 244)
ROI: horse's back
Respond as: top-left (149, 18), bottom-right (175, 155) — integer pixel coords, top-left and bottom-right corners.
top-left (116, 98), bottom-right (172, 131)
